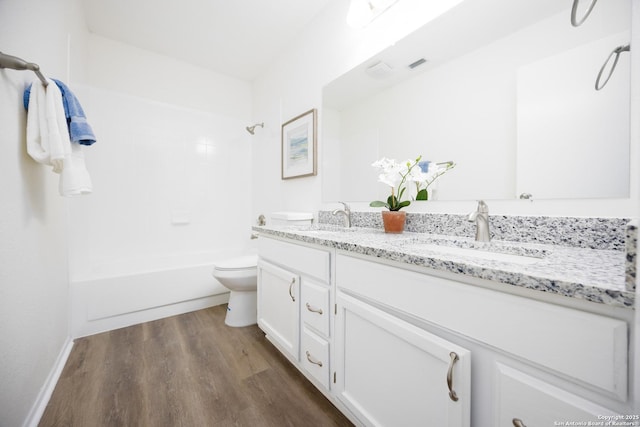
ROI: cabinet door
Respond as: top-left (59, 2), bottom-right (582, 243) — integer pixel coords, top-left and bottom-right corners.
top-left (494, 363), bottom-right (617, 427)
top-left (335, 292), bottom-right (471, 427)
top-left (257, 260), bottom-right (300, 361)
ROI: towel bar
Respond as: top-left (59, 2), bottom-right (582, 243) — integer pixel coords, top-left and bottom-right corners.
top-left (0, 51), bottom-right (48, 86)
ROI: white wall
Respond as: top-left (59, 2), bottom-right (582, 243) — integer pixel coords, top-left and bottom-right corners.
top-left (0, 1), bottom-right (86, 425)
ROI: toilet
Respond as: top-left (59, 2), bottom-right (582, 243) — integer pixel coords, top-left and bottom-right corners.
top-left (212, 211), bottom-right (314, 327)
top-left (212, 254), bottom-right (260, 327)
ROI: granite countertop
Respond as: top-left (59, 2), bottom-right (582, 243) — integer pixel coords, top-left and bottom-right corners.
top-left (254, 224), bottom-right (634, 309)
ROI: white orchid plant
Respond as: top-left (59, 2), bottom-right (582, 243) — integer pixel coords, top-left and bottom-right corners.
top-left (370, 156), bottom-right (455, 211)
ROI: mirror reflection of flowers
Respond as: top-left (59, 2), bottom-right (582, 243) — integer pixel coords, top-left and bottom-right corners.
top-left (415, 160), bottom-right (456, 200)
top-left (370, 156), bottom-right (425, 211)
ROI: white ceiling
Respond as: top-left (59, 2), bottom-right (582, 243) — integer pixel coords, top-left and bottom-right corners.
top-left (82, 0), bottom-right (336, 81)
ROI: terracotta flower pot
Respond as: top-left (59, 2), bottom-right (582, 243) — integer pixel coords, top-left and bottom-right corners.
top-left (381, 211), bottom-right (406, 234)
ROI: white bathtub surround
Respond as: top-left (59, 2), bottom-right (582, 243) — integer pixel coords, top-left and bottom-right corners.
top-left (64, 85), bottom-right (252, 337)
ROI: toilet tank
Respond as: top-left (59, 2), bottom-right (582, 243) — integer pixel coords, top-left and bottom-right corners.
top-left (270, 211), bottom-right (314, 226)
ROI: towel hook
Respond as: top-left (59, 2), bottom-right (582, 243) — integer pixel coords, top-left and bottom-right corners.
top-left (571, 0), bottom-right (598, 27)
top-left (0, 51), bottom-right (48, 86)
top-left (595, 44), bottom-right (630, 91)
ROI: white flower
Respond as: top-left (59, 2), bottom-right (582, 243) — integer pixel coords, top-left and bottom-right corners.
top-left (406, 164), bottom-right (429, 183)
top-left (372, 157), bottom-right (405, 188)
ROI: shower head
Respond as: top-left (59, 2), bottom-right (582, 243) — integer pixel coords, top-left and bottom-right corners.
top-left (246, 122), bottom-right (264, 135)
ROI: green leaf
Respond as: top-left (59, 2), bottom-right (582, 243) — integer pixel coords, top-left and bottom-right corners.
top-left (416, 189), bottom-right (429, 200)
top-left (369, 200), bottom-right (389, 208)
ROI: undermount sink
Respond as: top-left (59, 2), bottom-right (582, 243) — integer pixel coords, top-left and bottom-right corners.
top-left (405, 241), bottom-right (547, 265)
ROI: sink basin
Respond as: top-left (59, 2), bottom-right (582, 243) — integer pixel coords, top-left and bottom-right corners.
top-left (406, 242), bottom-right (545, 265)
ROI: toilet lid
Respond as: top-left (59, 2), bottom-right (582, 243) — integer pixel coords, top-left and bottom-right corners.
top-left (213, 254), bottom-right (258, 271)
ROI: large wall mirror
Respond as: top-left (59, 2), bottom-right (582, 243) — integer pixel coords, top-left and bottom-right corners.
top-left (322, 0), bottom-right (631, 204)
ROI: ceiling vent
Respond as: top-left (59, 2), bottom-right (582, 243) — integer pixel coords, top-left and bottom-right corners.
top-left (408, 58), bottom-right (427, 69)
top-left (365, 61), bottom-right (393, 79)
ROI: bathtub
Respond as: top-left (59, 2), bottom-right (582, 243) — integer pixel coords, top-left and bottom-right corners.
top-left (70, 253), bottom-right (238, 338)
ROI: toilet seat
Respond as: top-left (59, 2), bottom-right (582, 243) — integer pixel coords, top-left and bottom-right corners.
top-left (213, 254), bottom-right (258, 272)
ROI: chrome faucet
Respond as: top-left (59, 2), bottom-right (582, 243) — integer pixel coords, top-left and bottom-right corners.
top-left (332, 202), bottom-right (352, 228)
top-left (468, 200), bottom-right (490, 242)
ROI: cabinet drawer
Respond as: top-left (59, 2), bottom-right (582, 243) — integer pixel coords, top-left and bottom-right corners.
top-left (494, 363), bottom-right (615, 426)
top-left (336, 254), bottom-right (628, 400)
top-left (301, 327), bottom-right (330, 389)
top-left (301, 280), bottom-right (330, 336)
top-left (258, 237), bottom-right (331, 283)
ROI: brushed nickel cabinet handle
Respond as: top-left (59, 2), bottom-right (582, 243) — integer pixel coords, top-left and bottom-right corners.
top-left (305, 351), bottom-right (323, 367)
top-left (305, 302), bottom-right (323, 315)
top-left (512, 419), bottom-right (527, 427)
top-left (447, 351), bottom-right (459, 402)
top-left (288, 278), bottom-right (295, 302)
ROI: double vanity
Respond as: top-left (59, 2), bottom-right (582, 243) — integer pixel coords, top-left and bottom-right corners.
top-left (254, 211), bottom-right (636, 427)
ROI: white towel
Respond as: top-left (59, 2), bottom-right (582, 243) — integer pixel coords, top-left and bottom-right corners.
top-left (26, 79), bottom-right (92, 196)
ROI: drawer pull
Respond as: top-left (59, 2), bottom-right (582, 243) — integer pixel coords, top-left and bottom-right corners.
top-left (305, 351), bottom-right (323, 367)
top-left (512, 419), bottom-right (527, 427)
top-left (305, 302), bottom-right (323, 315)
top-left (447, 352), bottom-right (459, 402)
top-left (288, 278), bottom-right (296, 302)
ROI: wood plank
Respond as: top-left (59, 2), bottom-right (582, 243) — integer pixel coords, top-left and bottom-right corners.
top-left (39, 305), bottom-right (353, 427)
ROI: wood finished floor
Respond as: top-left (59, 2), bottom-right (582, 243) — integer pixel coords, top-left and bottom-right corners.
top-left (39, 305), bottom-right (353, 427)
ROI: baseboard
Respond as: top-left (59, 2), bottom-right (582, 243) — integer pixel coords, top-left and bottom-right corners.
top-left (22, 336), bottom-right (74, 427)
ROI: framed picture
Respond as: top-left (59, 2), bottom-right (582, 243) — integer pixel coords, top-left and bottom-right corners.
top-left (281, 108), bottom-right (317, 179)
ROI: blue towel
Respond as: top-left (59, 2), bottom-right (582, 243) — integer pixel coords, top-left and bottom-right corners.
top-left (24, 79), bottom-right (97, 146)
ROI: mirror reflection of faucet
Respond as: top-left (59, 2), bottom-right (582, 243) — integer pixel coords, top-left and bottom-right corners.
top-left (468, 200), bottom-right (490, 242)
top-left (332, 202), bottom-right (352, 228)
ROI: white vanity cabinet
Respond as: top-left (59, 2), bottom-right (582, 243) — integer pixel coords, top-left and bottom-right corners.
top-left (257, 234), bottom-right (633, 427)
top-left (335, 252), bottom-right (632, 427)
top-left (257, 236), bottom-right (333, 386)
top-left (335, 292), bottom-right (471, 427)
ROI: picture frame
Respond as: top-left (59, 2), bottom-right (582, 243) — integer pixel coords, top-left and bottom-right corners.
top-left (281, 108), bottom-right (317, 179)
